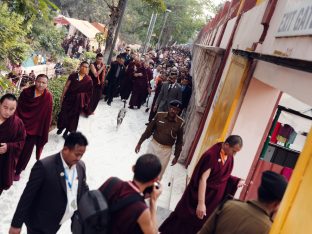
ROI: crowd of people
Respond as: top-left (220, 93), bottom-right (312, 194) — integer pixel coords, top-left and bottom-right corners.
top-left (0, 45), bottom-right (289, 234)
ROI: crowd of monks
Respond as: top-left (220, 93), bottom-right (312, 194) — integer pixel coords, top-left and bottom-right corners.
top-left (0, 46), bottom-right (192, 195)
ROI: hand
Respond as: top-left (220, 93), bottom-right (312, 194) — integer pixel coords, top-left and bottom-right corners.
top-left (135, 144), bottom-right (141, 153)
top-left (171, 157), bottom-right (178, 166)
top-left (97, 79), bottom-right (101, 85)
top-left (150, 182), bottom-right (162, 203)
top-left (148, 88), bottom-right (152, 94)
top-left (0, 143), bottom-right (8, 154)
top-left (237, 179), bottom-right (246, 188)
top-left (9, 227), bottom-right (21, 234)
top-left (196, 202), bottom-right (206, 220)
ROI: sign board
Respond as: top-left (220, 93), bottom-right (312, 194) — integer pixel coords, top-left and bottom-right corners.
top-left (276, 0), bottom-right (312, 37)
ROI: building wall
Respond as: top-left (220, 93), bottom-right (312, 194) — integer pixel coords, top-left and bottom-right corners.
top-left (230, 78), bottom-right (280, 186)
top-left (258, 0), bottom-right (312, 61)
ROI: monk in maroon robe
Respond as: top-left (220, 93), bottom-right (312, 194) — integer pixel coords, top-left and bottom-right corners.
top-left (120, 60), bottom-right (134, 101)
top-left (0, 94), bottom-right (26, 195)
top-left (89, 53), bottom-right (106, 113)
top-left (57, 61), bottom-right (93, 137)
top-left (159, 135), bottom-right (244, 234)
top-left (129, 61), bottom-right (149, 109)
top-left (15, 74), bottom-right (53, 180)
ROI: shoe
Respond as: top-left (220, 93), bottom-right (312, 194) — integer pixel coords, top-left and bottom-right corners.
top-left (62, 130), bottom-right (69, 139)
top-left (56, 128), bottom-right (64, 135)
top-left (107, 102), bottom-right (111, 106)
top-left (128, 106), bottom-right (134, 109)
top-left (14, 174), bottom-right (20, 181)
top-left (145, 123), bottom-right (149, 126)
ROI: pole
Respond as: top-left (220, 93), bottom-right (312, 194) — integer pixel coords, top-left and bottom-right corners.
top-left (142, 12), bottom-right (155, 55)
top-left (146, 13), bottom-right (157, 52)
top-left (157, 9), bottom-right (171, 50)
top-left (107, 0), bottom-right (128, 65)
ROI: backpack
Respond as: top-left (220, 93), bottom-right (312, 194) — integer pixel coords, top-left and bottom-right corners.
top-left (72, 177), bottom-right (143, 234)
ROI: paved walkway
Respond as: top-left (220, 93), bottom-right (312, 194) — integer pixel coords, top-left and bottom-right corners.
top-left (0, 98), bottom-right (186, 233)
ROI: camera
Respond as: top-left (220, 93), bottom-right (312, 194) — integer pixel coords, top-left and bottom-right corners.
top-left (143, 182), bottom-right (160, 195)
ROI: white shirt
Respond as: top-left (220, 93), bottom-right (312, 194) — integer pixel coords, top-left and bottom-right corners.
top-left (59, 153), bottom-right (79, 225)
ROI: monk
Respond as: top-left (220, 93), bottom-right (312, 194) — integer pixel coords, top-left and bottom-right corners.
top-left (129, 60), bottom-right (149, 109)
top-left (159, 135), bottom-right (245, 234)
top-left (15, 74), bottom-right (53, 180)
top-left (57, 61), bottom-right (93, 138)
top-left (0, 94), bottom-right (26, 195)
top-left (89, 53), bottom-right (106, 113)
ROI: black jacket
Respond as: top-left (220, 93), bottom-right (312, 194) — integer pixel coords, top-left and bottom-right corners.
top-left (11, 153), bottom-right (88, 234)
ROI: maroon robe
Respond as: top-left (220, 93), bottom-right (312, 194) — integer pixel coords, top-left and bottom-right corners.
top-left (0, 115), bottom-right (26, 192)
top-left (15, 86), bottom-right (53, 174)
top-left (57, 72), bottom-right (93, 132)
top-left (159, 143), bottom-right (240, 234)
top-left (148, 80), bottom-right (163, 122)
top-left (129, 63), bottom-right (148, 108)
top-left (89, 62), bottom-right (106, 113)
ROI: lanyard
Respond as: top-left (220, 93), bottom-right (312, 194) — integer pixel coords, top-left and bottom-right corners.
top-left (64, 168), bottom-right (76, 190)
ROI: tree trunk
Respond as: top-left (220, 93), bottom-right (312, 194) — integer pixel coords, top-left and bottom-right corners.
top-left (103, 0), bottom-right (127, 64)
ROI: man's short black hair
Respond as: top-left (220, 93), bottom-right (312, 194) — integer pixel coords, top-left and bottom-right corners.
top-left (80, 61), bottom-right (89, 67)
top-left (134, 154), bottom-right (161, 183)
top-left (36, 74), bottom-right (48, 80)
top-left (258, 171), bottom-right (288, 203)
top-left (0, 93), bottom-right (17, 104)
top-left (225, 135), bottom-right (243, 147)
top-left (116, 55), bottom-right (122, 59)
top-left (96, 53), bottom-right (104, 58)
top-left (64, 132), bottom-right (88, 149)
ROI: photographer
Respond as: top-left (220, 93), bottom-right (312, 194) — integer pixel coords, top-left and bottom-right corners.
top-left (99, 154), bottom-right (162, 234)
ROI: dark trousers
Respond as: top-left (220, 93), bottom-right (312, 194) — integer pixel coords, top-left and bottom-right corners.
top-left (107, 79), bottom-right (118, 104)
top-left (16, 135), bottom-right (43, 175)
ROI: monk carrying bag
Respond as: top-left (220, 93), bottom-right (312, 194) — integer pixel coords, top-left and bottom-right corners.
top-left (72, 177), bottom-right (143, 234)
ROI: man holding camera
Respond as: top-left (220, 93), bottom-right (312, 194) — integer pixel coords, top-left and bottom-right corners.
top-left (99, 154), bottom-right (162, 234)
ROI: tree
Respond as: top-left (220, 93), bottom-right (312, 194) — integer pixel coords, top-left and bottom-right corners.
top-left (0, 3), bottom-right (30, 69)
top-left (120, 0), bottom-right (219, 48)
top-left (30, 17), bottom-right (66, 60)
top-left (95, 32), bottom-right (106, 49)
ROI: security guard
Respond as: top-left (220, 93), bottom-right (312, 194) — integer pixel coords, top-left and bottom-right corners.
top-left (135, 100), bottom-right (184, 178)
top-left (198, 171), bottom-right (288, 234)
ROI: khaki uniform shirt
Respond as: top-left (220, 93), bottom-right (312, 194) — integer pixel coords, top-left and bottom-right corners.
top-left (198, 200), bottom-right (272, 234)
top-left (138, 112), bottom-right (184, 157)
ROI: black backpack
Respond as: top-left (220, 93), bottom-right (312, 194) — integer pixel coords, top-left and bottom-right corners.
top-left (72, 177), bottom-right (143, 234)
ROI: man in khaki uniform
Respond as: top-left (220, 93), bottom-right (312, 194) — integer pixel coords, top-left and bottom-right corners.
top-left (135, 100), bottom-right (184, 177)
top-left (198, 171), bottom-right (288, 234)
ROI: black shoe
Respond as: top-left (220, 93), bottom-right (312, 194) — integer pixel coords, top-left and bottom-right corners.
top-left (145, 123), bottom-right (149, 126)
top-left (128, 106), bottom-right (134, 109)
top-left (62, 130), bottom-right (69, 139)
top-left (57, 128), bottom-right (64, 135)
top-left (107, 102), bottom-right (111, 106)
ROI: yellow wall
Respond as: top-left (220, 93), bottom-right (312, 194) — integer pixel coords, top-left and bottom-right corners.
top-left (197, 55), bottom-right (249, 161)
top-left (270, 128), bottom-right (312, 234)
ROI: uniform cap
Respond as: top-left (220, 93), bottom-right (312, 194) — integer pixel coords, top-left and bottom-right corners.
top-left (169, 100), bottom-right (182, 109)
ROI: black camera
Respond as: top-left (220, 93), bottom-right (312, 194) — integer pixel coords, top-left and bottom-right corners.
top-left (143, 182), bottom-right (160, 195)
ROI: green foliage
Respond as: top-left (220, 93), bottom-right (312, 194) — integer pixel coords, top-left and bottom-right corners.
top-left (95, 32), bottom-right (106, 47)
top-left (30, 17), bottom-right (66, 61)
top-left (62, 57), bottom-right (80, 74)
top-left (0, 3), bottom-right (31, 67)
top-left (0, 75), bottom-right (19, 96)
top-left (142, 0), bottom-right (166, 12)
top-left (81, 52), bottom-right (97, 63)
top-left (121, 0), bottom-right (210, 45)
top-left (48, 76), bottom-right (67, 125)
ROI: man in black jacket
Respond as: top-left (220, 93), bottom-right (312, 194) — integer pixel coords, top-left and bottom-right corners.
top-left (9, 132), bottom-right (89, 234)
top-left (106, 55), bottom-right (126, 105)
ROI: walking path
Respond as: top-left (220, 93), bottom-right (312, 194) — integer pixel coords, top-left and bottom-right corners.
top-left (0, 98), bottom-right (186, 233)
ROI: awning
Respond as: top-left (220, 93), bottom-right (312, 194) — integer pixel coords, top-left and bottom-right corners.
top-left (65, 17), bottom-right (100, 39)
